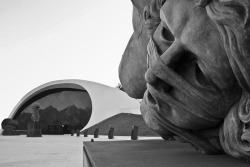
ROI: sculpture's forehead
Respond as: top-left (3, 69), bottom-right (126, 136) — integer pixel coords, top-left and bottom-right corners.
top-left (160, 0), bottom-right (204, 37)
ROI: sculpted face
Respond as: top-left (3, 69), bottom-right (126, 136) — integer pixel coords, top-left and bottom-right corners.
top-left (143, 0), bottom-right (241, 131)
top-left (140, 0), bottom-right (250, 155)
top-left (120, 0), bottom-right (250, 159)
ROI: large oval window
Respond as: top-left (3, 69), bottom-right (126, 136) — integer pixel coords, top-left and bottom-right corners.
top-left (14, 88), bottom-right (92, 134)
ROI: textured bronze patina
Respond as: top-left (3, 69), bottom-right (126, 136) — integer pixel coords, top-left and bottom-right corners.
top-left (119, 0), bottom-right (250, 160)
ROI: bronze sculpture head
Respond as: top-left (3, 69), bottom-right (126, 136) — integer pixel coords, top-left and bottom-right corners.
top-left (119, 0), bottom-right (250, 160)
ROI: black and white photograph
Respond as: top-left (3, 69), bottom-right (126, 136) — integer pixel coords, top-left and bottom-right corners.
top-left (1, 0), bottom-right (250, 166)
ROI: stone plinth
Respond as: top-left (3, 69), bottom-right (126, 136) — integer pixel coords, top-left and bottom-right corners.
top-left (83, 140), bottom-right (250, 167)
top-left (47, 124), bottom-right (63, 135)
top-left (1, 118), bottom-right (19, 136)
top-left (27, 122), bottom-right (42, 137)
top-left (2, 130), bottom-right (20, 136)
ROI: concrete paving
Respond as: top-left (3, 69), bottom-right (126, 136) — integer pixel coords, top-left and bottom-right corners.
top-left (0, 135), bottom-right (162, 167)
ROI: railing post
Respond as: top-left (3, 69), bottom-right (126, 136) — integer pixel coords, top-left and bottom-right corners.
top-left (76, 129), bottom-right (80, 137)
top-left (108, 127), bottom-right (114, 139)
top-left (84, 129), bottom-right (88, 137)
top-left (131, 125), bottom-right (138, 140)
top-left (94, 128), bottom-right (99, 138)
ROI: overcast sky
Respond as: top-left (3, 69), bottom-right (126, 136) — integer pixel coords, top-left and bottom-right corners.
top-left (0, 0), bottom-right (133, 123)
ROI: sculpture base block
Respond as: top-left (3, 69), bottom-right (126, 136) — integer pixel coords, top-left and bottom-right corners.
top-left (83, 140), bottom-right (249, 167)
top-left (27, 122), bottom-right (42, 137)
top-left (2, 130), bottom-right (20, 136)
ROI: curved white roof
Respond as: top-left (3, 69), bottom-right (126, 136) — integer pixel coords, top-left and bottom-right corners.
top-left (9, 79), bottom-right (140, 129)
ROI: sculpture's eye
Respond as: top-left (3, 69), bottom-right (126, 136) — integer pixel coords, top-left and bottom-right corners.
top-left (194, 0), bottom-right (210, 8)
top-left (143, 6), bottom-right (151, 21)
top-left (157, 0), bottom-right (166, 7)
top-left (161, 24), bottom-right (174, 42)
top-left (155, 0), bottom-right (166, 11)
top-left (195, 64), bottom-right (211, 88)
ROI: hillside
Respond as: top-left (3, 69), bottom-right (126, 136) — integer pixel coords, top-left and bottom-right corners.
top-left (82, 113), bottom-right (160, 136)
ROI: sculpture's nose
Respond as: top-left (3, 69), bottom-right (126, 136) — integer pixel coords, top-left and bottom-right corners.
top-left (145, 23), bottom-right (177, 86)
top-left (145, 40), bottom-right (185, 90)
top-left (151, 23), bottom-right (174, 55)
top-left (160, 41), bottom-right (184, 68)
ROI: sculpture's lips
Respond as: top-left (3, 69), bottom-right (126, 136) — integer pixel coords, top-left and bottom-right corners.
top-left (142, 38), bottom-right (233, 129)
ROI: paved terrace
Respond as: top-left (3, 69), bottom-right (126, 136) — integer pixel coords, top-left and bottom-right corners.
top-left (0, 135), bottom-right (161, 167)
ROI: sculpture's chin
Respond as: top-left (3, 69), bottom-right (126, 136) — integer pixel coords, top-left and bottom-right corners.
top-left (141, 89), bottom-right (223, 154)
top-left (140, 89), bottom-right (174, 138)
top-left (141, 83), bottom-right (221, 131)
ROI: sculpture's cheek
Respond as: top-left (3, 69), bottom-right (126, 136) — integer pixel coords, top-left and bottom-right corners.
top-left (118, 34), bottom-right (147, 99)
top-left (119, 4), bottom-right (150, 99)
top-left (180, 17), bottom-right (236, 89)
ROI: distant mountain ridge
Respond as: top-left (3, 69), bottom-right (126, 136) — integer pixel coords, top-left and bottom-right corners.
top-left (22, 91), bottom-right (92, 113)
top-left (16, 104), bottom-right (91, 133)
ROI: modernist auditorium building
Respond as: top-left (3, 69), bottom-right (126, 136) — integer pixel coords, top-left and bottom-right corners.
top-left (6, 79), bottom-right (140, 133)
